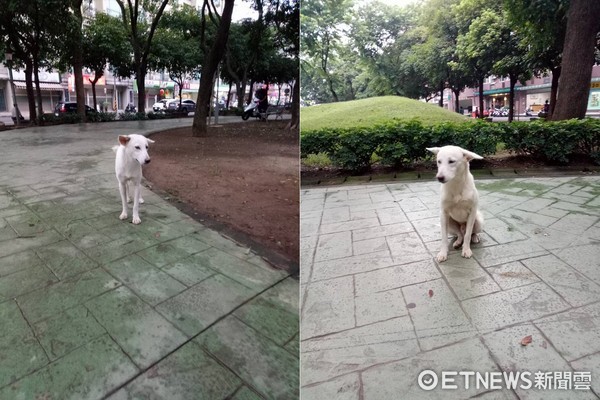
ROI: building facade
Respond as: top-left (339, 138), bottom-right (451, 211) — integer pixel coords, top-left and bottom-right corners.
top-left (443, 65), bottom-right (600, 117)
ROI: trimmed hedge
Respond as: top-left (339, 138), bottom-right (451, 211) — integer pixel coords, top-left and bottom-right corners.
top-left (301, 118), bottom-right (600, 171)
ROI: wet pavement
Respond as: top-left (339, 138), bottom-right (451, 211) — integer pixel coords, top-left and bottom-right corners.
top-left (301, 175), bottom-right (600, 399)
top-left (0, 119), bottom-right (298, 399)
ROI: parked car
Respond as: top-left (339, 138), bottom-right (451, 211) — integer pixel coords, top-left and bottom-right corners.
top-left (54, 102), bottom-right (97, 117)
top-left (167, 99), bottom-right (196, 114)
top-left (152, 99), bottom-right (169, 112)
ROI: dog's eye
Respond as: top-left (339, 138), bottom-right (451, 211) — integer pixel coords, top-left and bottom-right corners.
top-left (437, 160), bottom-right (442, 164)
top-left (449, 160), bottom-right (456, 164)
top-left (135, 146), bottom-right (141, 150)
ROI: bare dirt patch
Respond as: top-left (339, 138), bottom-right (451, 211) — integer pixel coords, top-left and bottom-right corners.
top-left (145, 120), bottom-right (299, 270)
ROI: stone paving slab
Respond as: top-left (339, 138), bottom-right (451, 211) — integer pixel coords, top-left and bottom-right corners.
top-left (301, 176), bottom-right (600, 399)
top-left (0, 121), bottom-right (297, 399)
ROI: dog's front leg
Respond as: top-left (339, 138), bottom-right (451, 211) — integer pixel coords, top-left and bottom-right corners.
top-left (131, 183), bottom-right (142, 224)
top-left (437, 211), bottom-right (449, 262)
top-left (461, 210), bottom-right (477, 258)
top-left (118, 181), bottom-right (128, 221)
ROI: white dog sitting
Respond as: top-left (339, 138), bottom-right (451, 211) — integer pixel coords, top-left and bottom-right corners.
top-left (427, 145), bottom-right (484, 261)
top-left (114, 134), bottom-right (155, 224)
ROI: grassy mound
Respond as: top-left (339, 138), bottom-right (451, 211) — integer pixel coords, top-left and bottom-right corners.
top-left (300, 96), bottom-right (469, 132)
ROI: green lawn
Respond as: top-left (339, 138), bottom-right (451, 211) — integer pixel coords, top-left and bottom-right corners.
top-left (301, 96), bottom-right (469, 132)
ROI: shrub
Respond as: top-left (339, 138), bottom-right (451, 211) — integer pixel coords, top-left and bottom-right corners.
top-left (301, 128), bottom-right (338, 157)
top-left (375, 121), bottom-right (423, 167)
top-left (39, 113), bottom-right (61, 124)
top-left (304, 152), bottom-right (332, 168)
top-left (88, 112), bottom-right (117, 123)
top-left (147, 112), bottom-right (168, 120)
top-left (118, 112), bottom-right (147, 121)
top-left (330, 128), bottom-right (379, 171)
top-left (301, 118), bottom-right (600, 170)
top-left (60, 113), bottom-right (83, 124)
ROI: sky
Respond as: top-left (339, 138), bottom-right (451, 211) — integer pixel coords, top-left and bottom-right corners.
top-left (358, 0), bottom-right (421, 7)
top-left (231, 0), bottom-right (259, 21)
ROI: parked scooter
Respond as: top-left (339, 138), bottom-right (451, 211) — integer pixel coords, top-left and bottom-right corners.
top-left (125, 103), bottom-right (137, 113)
top-left (241, 100), bottom-right (261, 120)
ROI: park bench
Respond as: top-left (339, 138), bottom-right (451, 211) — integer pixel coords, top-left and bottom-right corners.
top-left (259, 105), bottom-right (285, 121)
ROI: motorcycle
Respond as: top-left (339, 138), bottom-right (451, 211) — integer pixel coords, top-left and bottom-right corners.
top-left (124, 103), bottom-right (137, 113)
top-left (241, 100), bottom-right (261, 120)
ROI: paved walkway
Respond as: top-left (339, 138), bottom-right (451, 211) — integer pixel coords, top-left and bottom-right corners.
top-left (0, 119), bottom-right (298, 399)
top-left (301, 175), bottom-right (600, 399)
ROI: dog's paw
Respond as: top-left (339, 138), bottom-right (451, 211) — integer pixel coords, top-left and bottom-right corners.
top-left (132, 216), bottom-right (141, 225)
top-left (471, 234), bottom-right (480, 244)
top-left (453, 239), bottom-right (463, 249)
top-left (139, 197), bottom-right (145, 204)
top-left (436, 252), bottom-right (448, 262)
top-left (119, 212), bottom-right (128, 220)
top-left (127, 197), bottom-right (132, 203)
top-left (461, 247), bottom-right (473, 258)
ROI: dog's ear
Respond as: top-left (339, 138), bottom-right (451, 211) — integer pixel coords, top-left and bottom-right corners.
top-left (118, 135), bottom-right (130, 146)
top-left (462, 149), bottom-right (483, 161)
top-left (426, 147), bottom-right (440, 155)
top-left (147, 138), bottom-right (155, 144)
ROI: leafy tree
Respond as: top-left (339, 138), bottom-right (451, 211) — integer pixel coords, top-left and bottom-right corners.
top-left (415, 0), bottom-right (471, 110)
top-left (83, 13), bottom-right (131, 111)
top-left (504, 0), bottom-right (568, 118)
top-left (222, 20), bottom-right (257, 109)
top-left (455, 9), bottom-right (502, 118)
top-left (192, 0), bottom-right (235, 137)
top-left (490, 11), bottom-right (531, 122)
top-left (115, 0), bottom-right (171, 113)
top-left (265, 0), bottom-right (299, 128)
top-left (349, 2), bottom-right (426, 99)
top-left (301, 0), bottom-right (353, 102)
top-left (67, 0), bottom-right (86, 120)
top-left (551, 0), bottom-right (600, 120)
top-left (150, 4), bottom-right (204, 109)
top-left (0, 0), bottom-right (68, 122)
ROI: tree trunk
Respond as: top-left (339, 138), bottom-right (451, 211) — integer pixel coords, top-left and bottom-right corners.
top-left (478, 76), bottom-right (485, 119)
top-left (438, 81), bottom-right (444, 108)
top-left (192, 0), bottom-right (235, 137)
top-left (453, 88), bottom-right (461, 114)
top-left (72, 0), bottom-right (86, 122)
top-left (25, 62), bottom-right (37, 123)
top-left (508, 74), bottom-right (516, 123)
top-left (90, 74), bottom-right (102, 111)
top-left (33, 63), bottom-right (44, 119)
top-left (551, 0), bottom-right (600, 120)
top-left (248, 78), bottom-right (255, 105)
top-left (136, 66), bottom-right (146, 114)
top-left (548, 66), bottom-right (561, 119)
top-left (327, 75), bottom-right (339, 102)
top-left (287, 78), bottom-right (299, 130)
top-left (226, 81), bottom-right (232, 109)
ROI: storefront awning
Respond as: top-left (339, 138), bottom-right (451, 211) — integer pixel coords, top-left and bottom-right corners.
top-left (14, 82), bottom-right (64, 91)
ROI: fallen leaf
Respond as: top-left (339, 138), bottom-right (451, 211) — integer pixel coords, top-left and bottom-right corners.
top-left (407, 303), bottom-right (416, 309)
top-left (428, 289), bottom-right (434, 298)
top-left (520, 335), bottom-right (533, 346)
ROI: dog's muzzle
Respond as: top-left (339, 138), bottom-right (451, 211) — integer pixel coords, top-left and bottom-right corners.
top-left (437, 176), bottom-right (446, 183)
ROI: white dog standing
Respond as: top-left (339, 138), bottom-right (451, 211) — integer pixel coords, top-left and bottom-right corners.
top-left (114, 134), bottom-right (155, 224)
top-left (427, 145), bottom-right (484, 261)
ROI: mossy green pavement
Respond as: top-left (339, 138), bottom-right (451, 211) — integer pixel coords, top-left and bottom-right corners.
top-left (0, 119), bottom-right (298, 399)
